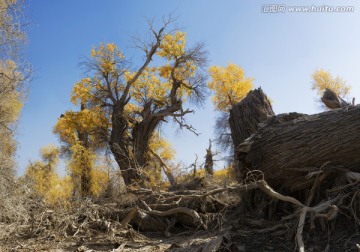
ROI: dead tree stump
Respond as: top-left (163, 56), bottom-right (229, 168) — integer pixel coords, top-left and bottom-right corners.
top-left (229, 88), bottom-right (275, 178)
top-left (229, 88), bottom-right (275, 147)
top-left (204, 139), bottom-right (214, 177)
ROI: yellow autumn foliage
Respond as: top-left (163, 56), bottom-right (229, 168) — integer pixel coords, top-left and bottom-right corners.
top-left (149, 132), bottom-right (175, 161)
top-left (53, 107), bottom-right (109, 146)
top-left (25, 144), bottom-right (73, 206)
top-left (125, 67), bottom-right (168, 104)
top-left (90, 42), bottom-right (124, 73)
top-left (157, 31), bottom-right (186, 59)
top-left (312, 69), bottom-right (351, 97)
top-left (44, 175), bottom-right (73, 206)
top-left (193, 167), bottom-right (235, 183)
top-left (208, 64), bottom-right (253, 111)
top-left (67, 142), bottom-right (109, 197)
top-left (71, 78), bottom-right (93, 105)
top-left (90, 164), bottom-right (110, 197)
top-left (0, 60), bottom-right (23, 123)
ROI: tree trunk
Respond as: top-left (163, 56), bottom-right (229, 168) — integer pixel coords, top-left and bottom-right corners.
top-left (229, 88), bottom-right (275, 179)
top-left (149, 149), bottom-right (177, 187)
top-left (133, 115), bottom-right (161, 169)
top-left (236, 105), bottom-right (360, 190)
top-left (110, 105), bottom-right (139, 185)
top-left (77, 103), bottom-right (92, 197)
top-left (229, 88), bottom-right (275, 148)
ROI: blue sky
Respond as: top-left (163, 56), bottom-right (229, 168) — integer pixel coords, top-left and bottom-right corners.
top-left (16, 0), bottom-right (360, 175)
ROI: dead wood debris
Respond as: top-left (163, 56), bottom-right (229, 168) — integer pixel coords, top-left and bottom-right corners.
top-left (1, 171), bottom-right (360, 251)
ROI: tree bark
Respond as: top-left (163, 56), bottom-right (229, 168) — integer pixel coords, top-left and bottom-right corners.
top-left (229, 88), bottom-right (275, 149)
top-left (236, 105), bottom-right (360, 190)
top-left (77, 103), bottom-right (92, 197)
top-left (149, 149), bottom-right (177, 187)
top-left (110, 105), bottom-right (139, 185)
top-left (229, 88), bottom-right (275, 179)
top-left (132, 103), bottom-right (162, 168)
top-left (204, 139), bottom-right (214, 177)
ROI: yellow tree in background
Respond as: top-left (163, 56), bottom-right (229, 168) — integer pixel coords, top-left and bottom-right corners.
top-left (312, 69), bottom-right (351, 97)
top-left (25, 145), bottom-right (73, 205)
top-left (54, 104), bottom-right (109, 197)
top-left (208, 63), bottom-right (253, 111)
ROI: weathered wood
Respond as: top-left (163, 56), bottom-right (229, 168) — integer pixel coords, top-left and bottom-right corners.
top-left (237, 105), bottom-right (360, 188)
top-left (321, 88), bottom-right (349, 109)
top-left (204, 139), bottom-right (214, 177)
top-left (229, 88), bottom-right (275, 148)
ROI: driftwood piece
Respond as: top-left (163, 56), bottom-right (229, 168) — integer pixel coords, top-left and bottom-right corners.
top-left (236, 105), bottom-right (360, 188)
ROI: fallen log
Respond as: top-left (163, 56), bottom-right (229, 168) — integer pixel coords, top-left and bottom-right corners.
top-left (235, 101), bottom-right (360, 190)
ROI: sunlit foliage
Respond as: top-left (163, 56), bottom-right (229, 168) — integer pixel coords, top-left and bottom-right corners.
top-left (208, 63), bottom-right (253, 111)
top-left (25, 145), bottom-right (73, 205)
top-left (149, 132), bottom-right (175, 162)
top-left (312, 69), bottom-right (350, 97)
top-left (67, 142), bottom-right (109, 197)
top-left (90, 163), bottom-right (110, 197)
top-left (53, 107), bottom-right (109, 147)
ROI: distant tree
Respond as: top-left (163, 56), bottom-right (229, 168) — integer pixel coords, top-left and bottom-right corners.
top-left (25, 145), bottom-right (73, 205)
top-left (54, 104), bottom-right (109, 197)
top-left (208, 64), bottom-right (253, 162)
top-left (67, 20), bottom-right (208, 185)
top-left (312, 69), bottom-right (350, 98)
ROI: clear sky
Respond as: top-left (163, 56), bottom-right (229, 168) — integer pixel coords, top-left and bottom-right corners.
top-left (16, 0), bottom-right (360, 175)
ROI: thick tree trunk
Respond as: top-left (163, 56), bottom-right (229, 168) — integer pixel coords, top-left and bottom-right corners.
top-left (133, 115), bottom-right (161, 168)
top-left (236, 105), bottom-right (360, 190)
top-left (229, 88), bottom-right (275, 149)
top-left (229, 88), bottom-right (275, 179)
top-left (110, 105), bottom-right (139, 186)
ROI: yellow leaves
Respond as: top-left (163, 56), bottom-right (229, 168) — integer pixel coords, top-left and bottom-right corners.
top-left (53, 107), bottom-right (109, 146)
top-left (149, 132), bottom-right (175, 161)
top-left (128, 67), bottom-right (169, 104)
top-left (208, 63), bottom-right (253, 111)
top-left (90, 43), bottom-right (124, 73)
top-left (157, 31), bottom-right (186, 59)
top-left (44, 175), bottom-right (73, 206)
top-left (71, 78), bottom-right (93, 105)
top-left (312, 69), bottom-right (350, 97)
top-left (0, 0), bottom-right (18, 9)
top-left (90, 165), bottom-right (109, 197)
top-left (68, 142), bottom-right (96, 176)
top-left (68, 142), bottom-right (109, 197)
top-left (40, 144), bottom-right (60, 167)
top-left (0, 91), bottom-right (22, 123)
top-left (0, 60), bottom-right (23, 124)
top-left (25, 144), bottom-right (72, 206)
top-left (159, 65), bottom-right (172, 79)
